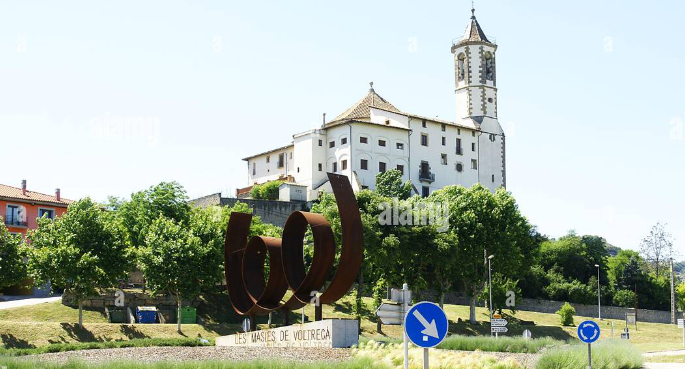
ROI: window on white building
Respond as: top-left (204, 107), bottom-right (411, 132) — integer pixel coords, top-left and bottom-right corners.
top-left (441, 124), bottom-right (446, 132)
top-left (441, 154), bottom-right (447, 165)
top-left (360, 136), bottom-right (368, 144)
top-left (332, 162), bottom-right (337, 172)
top-left (472, 143), bottom-right (476, 152)
top-left (422, 120), bottom-right (427, 128)
top-left (378, 139), bottom-right (386, 147)
top-left (458, 128), bottom-right (461, 135)
top-left (422, 186), bottom-right (430, 198)
top-left (379, 162), bottom-right (386, 172)
top-left (471, 159), bottom-right (478, 170)
top-left (341, 160), bottom-right (348, 170)
top-left (278, 153), bottom-right (285, 168)
top-left (318, 139), bottom-right (323, 146)
top-left (456, 162), bottom-right (463, 172)
top-left (457, 53), bottom-right (466, 81)
top-left (396, 142), bottom-right (404, 150)
top-left (318, 163), bottom-right (322, 171)
top-left (485, 52), bottom-right (494, 81)
top-left (360, 159), bottom-right (368, 170)
top-left (266, 156), bottom-right (270, 163)
top-left (252, 163), bottom-right (256, 175)
top-left (441, 137), bottom-right (446, 146)
top-left (421, 134), bottom-right (428, 146)
top-left (492, 174), bottom-right (495, 183)
top-left (341, 137), bottom-right (348, 145)
top-left (329, 141), bottom-right (335, 148)
top-left (396, 165), bottom-right (404, 175)
top-left (456, 138), bottom-right (463, 155)
top-left (489, 134), bottom-right (496, 142)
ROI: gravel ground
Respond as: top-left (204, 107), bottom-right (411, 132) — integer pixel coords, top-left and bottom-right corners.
top-left (22, 346), bottom-right (353, 364)
top-left (22, 346), bottom-right (540, 368)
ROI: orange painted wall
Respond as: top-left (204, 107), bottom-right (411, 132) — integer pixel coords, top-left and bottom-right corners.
top-left (0, 199), bottom-right (68, 236)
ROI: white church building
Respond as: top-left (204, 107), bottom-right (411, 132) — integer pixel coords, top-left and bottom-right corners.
top-left (240, 9), bottom-right (505, 200)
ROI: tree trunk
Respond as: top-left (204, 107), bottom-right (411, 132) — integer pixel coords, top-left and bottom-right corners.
top-left (78, 299), bottom-right (83, 328)
top-left (469, 295), bottom-right (477, 324)
top-left (439, 291), bottom-right (445, 309)
top-left (177, 298), bottom-right (182, 333)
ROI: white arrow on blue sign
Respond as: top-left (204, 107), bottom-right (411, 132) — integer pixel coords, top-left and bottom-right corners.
top-left (577, 320), bottom-right (600, 343)
top-left (404, 301), bottom-right (449, 348)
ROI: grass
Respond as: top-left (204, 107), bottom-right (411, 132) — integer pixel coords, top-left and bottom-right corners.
top-left (354, 340), bottom-right (523, 369)
top-left (0, 293), bottom-right (681, 353)
top-left (0, 337), bottom-right (213, 356)
top-left (437, 335), bottom-right (561, 353)
top-left (645, 354), bottom-right (685, 363)
top-left (535, 339), bottom-right (643, 369)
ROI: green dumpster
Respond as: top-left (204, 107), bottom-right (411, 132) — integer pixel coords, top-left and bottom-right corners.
top-left (180, 307), bottom-right (196, 324)
top-left (107, 307), bottom-right (125, 323)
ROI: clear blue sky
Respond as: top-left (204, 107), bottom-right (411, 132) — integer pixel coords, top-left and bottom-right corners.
top-left (1, 0), bottom-right (683, 255)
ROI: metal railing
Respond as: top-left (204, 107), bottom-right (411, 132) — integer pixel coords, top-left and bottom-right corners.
top-left (418, 171), bottom-right (435, 183)
top-left (452, 35), bottom-right (497, 46)
top-left (5, 219), bottom-right (28, 227)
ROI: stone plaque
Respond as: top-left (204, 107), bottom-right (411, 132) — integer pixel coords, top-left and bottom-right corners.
top-left (215, 319), bottom-right (359, 348)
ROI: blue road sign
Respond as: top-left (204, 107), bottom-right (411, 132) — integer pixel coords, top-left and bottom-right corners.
top-left (404, 301), bottom-right (449, 348)
top-left (577, 320), bottom-right (600, 343)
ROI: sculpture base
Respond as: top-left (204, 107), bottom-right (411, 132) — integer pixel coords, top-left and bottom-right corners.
top-left (215, 319), bottom-right (359, 348)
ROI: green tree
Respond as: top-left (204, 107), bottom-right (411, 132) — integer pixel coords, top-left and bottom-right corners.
top-left (138, 215), bottom-right (222, 333)
top-left (480, 274), bottom-right (521, 314)
top-left (375, 170), bottom-right (412, 200)
top-left (0, 219), bottom-right (27, 290)
top-left (639, 222), bottom-right (674, 279)
top-left (250, 181), bottom-right (283, 200)
top-left (118, 182), bottom-right (191, 248)
top-left (613, 289), bottom-right (637, 308)
top-left (432, 184), bottom-right (536, 323)
top-left (28, 198), bottom-right (132, 327)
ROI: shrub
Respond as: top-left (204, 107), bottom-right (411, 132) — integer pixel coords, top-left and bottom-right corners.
top-left (556, 302), bottom-right (576, 326)
top-left (613, 289), bottom-right (637, 307)
top-left (250, 181), bottom-right (283, 200)
top-left (536, 339), bottom-right (643, 369)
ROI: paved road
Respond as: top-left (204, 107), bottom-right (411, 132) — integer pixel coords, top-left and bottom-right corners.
top-left (644, 363), bottom-right (685, 369)
top-left (0, 296), bottom-right (61, 310)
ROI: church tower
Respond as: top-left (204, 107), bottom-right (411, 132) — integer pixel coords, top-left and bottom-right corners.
top-left (451, 7), bottom-right (498, 119)
top-left (451, 7), bottom-right (506, 190)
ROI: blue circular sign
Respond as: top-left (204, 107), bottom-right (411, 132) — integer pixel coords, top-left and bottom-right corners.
top-left (577, 320), bottom-right (600, 343)
top-left (404, 301), bottom-right (449, 348)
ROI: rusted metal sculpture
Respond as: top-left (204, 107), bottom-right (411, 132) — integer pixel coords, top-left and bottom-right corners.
top-left (224, 173), bottom-right (363, 318)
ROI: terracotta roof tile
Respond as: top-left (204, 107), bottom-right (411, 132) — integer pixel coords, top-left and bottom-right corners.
top-left (328, 86), bottom-right (401, 124)
top-left (0, 184), bottom-right (73, 206)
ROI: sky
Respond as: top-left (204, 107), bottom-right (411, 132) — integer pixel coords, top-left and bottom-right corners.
top-left (1, 0), bottom-right (683, 255)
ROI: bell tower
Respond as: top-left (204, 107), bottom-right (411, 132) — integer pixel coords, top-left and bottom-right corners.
top-left (451, 7), bottom-right (498, 120)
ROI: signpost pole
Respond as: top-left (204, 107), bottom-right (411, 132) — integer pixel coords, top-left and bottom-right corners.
top-left (587, 343), bottom-right (592, 369)
top-left (403, 283), bottom-right (409, 369)
top-left (682, 323), bottom-right (684, 348)
top-left (423, 348), bottom-right (429, 369)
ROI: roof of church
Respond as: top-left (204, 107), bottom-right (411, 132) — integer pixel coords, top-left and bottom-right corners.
top-left (327, 82), bottom-right (401, 125)
top-left (459, 8), bottom-right (491, 44)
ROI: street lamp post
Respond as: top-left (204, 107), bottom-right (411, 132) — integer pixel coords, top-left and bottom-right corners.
top-left (595, 264), bottom-right (601, 320)
top-left (488, 254), bottom-right (495, 337)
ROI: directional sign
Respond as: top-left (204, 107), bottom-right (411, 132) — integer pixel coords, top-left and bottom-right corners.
top-left (491, 318), bottom-right (508, 327)
top-left (491, 327), bottom-right (508, 333)
top-left (404, 302), bottom-right (449, 348)
top-left (678, 319), bottom-right (684, 329)
top-left (577, 320), bottom-right (600, 343)
top-left (376, 303), bottom-right (406, 325)
top-left (391, 288), bottom-right (412, 304)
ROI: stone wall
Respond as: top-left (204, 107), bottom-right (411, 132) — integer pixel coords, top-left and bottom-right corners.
top-left (189, 194), bottom-right (311, 228)
top-left (62, 291), bottom-right (200, 309)
top-left (219, 198), bottom-right (310, 228)
top-left (418, 290), bottom-right (680, 324)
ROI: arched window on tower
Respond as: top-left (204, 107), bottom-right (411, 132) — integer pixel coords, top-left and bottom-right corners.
top-left (457, 53), bottom-right (466, 82)
top-left (484, 52), bottom-right (494, 81)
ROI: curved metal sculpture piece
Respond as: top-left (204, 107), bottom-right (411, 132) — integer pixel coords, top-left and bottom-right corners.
top-left (223, 173), bottom-right (364, 316)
